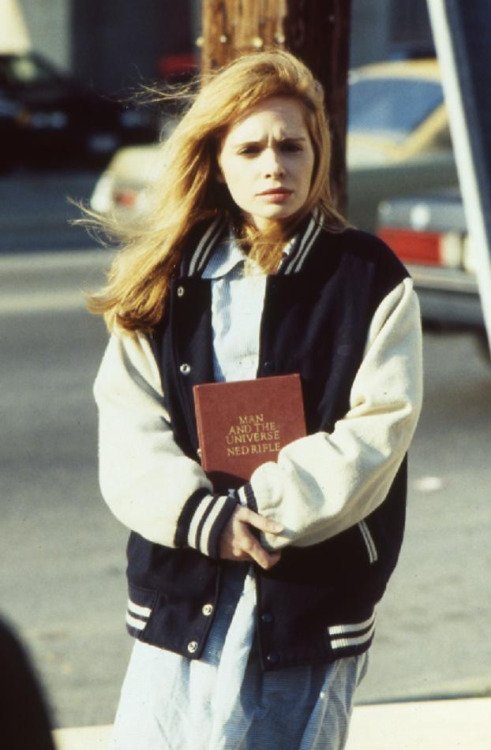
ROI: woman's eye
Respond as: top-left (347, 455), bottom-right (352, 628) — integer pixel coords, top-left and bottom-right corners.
top-left (238, 146), bottom-right (260, 155)
top-left (281, 142), bottom-right (302, 152)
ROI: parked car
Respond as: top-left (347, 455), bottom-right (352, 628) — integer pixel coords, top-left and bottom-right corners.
top-left (90, 59), bottom-right (459, 232)
top-left (377, 187), bottom-right (487, 344)
top-left (347, 58), bottom-right (458, 230)
top-left (0, 51), bottom-right (159, 170)
top-left (0, 94), bottom-right (23, 170)
top-left (90, 142), bottom-right (166, 218)
top-left (90, 120), bottom-right (177, 217)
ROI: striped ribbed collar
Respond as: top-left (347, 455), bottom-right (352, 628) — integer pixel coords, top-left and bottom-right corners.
top-left (180, 208), bottom-right (324, 278)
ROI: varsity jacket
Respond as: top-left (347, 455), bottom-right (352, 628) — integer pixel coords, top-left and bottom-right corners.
top-left (94, 214), bottom-right (423, 671)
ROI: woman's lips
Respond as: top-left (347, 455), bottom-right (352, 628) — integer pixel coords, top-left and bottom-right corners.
top-left (258, 188), bottom-right (293, 203)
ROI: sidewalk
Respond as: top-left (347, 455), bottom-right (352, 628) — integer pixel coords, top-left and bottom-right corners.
top-left (53, 697), bottom-right (491, 749)
top-left (346, 697), bottom-right (491, 749)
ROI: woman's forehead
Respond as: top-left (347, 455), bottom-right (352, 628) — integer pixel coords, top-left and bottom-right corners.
top-left (223, 96), bottom-right (309, 142)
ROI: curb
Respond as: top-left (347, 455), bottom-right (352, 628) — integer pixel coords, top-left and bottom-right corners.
top-left (52, 698), bottom-right (491, 750)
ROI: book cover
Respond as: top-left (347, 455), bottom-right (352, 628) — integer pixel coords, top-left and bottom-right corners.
top-left (193, 374), bottom-right (306, 490)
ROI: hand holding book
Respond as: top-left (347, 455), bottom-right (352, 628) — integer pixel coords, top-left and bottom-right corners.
top-left (218, 505), bottom-right (284, 569)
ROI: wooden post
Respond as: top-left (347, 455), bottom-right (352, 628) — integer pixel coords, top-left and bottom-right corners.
top-left (200, 0), bottom-right (352, 212)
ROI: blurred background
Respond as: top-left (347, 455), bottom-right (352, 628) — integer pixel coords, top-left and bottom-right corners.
top-left (1, 0), bottom-right (490, 732)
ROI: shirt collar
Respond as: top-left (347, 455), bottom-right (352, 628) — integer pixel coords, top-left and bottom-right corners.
top-left (201, 236), bottom-right (246, 279)
top-left (202, 233), bottom-right (298, 280)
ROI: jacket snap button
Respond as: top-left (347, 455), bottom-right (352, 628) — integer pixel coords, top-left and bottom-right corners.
top-left (187, 640), bottom-right (198, 654)
top-left (263, 361), bottom-right (273, 374)
top-left (261, 612), bottom-right (274, 624)
top-left (179, 363), bottom-right (191, 375)
top-left (202, 603), bottom-right (213, 617)
top-left (177, 285), bottom-right (185, 297)
top-left (266, 652), bottom-right (279, 665)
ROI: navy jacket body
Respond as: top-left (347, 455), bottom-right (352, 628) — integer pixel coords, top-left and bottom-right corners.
top-left (125, 224), bottom-right (409, 670)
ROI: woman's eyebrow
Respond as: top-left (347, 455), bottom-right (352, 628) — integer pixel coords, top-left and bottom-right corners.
top-left (233, 135), bottom-right (307, 147)
top-left (278, 136), bottom-right (307, 143)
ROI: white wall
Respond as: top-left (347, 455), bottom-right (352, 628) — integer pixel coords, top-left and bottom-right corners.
top-left (0, 0), bottom-right (31, 52)
top-left (17, 0), bottom-right (71, 70)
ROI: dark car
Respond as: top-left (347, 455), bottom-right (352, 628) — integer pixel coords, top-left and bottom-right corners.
top-left (0, 94), bottom-right (24, 170)
top-left (0, 51), bottom-right (158, 169)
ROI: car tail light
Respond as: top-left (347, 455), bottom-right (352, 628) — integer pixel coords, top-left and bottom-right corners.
top-left (378, 228), bottom-right (468, 268)
top-left (113, 189), bottom-right (138, 208)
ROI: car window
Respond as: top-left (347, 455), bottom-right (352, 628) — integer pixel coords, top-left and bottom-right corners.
top-left (348, 75), bottom-right (444, 143)
top-left (0, 54), bottom-right (60, 89)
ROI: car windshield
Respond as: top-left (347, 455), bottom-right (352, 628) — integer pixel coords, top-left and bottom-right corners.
top-left (0, 54), bottom-right (61, 89)
top-left (348, 76), bottom-right (444, 143)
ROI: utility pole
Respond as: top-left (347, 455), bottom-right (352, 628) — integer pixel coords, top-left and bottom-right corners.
top-left (200, 0), bottom-right (352, 212)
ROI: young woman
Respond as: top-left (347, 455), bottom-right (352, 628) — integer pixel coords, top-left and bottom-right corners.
top-left (91, 50), bottom-right (423, 750)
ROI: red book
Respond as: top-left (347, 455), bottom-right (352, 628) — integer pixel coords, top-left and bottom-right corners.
top-left (193, 374), bottom-right (306, 490)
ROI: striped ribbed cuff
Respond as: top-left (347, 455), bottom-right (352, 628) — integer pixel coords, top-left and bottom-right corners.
top-left (237, 482), bottom-right (258, 513)
top-left (175, 489), bottom-right (238, 559)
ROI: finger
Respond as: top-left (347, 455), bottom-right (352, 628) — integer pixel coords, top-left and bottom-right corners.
top-left (236, 507), bottom-right (283, 535)
top-left (250, 545), bottom-right (282, 570)
top-left (240, 530), bottom-right (281, 570)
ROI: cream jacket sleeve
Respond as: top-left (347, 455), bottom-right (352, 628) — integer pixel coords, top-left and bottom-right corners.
top-left (93, 332), bottom-right (237, 558)
top-left (237, 277), bottom-right (423, 550)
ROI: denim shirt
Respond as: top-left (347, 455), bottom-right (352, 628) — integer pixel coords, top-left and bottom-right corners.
top-left (202, 237), bottom-right (294, 383)
top-left (202, 238), bottom-right (265, 383)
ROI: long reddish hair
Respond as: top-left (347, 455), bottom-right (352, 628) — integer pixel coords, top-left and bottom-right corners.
top-left (87, 50), bottom-right (345, 332)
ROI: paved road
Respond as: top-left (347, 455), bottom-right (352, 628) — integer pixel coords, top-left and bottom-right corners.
top-left (0, 169), bottom-right (100, 253)
top-left (0, 250), bottom-right (128, 728)
top-left (1, 250), bottom-right (491, 728)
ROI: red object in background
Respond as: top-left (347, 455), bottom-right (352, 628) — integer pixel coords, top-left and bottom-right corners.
top-left (113, 189), bottom-right (138, 208)
top-left (158, 53), bottom-right (198, 78)
top-left (379, 228), bottom-right (441, 266)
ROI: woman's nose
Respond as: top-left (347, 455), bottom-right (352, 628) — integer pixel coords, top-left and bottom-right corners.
top-left (261, 148), bottom-right (285, 178)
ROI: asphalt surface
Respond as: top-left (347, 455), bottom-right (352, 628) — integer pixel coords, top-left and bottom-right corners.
top-left (1, 170), bottom-right (491, 728)
top-left (0, 167), bottom-right (100, 253)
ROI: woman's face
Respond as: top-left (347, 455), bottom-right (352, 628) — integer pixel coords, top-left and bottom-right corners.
top-left (217, 96), bottom-right (315, 232)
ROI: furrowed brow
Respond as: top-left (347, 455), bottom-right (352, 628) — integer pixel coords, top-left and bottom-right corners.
top-left (278, 136), bottom-right (307, 142)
